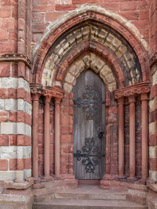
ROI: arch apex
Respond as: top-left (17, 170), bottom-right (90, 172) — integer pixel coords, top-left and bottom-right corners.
top-left (33, 4), bottom-right (148, 59)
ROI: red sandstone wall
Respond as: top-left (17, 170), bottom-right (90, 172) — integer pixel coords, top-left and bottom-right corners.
top-left (149, 0), bottom-right (157, 57)
top-left (0, 0), bottom-right (17, 54)
top-left (0, 0), bottom-right (32, 181)
top-left (32, 0), bottom-right (149, 49)
top-left (149, 0), bottom-right (157, 183)
top-left (105, 90), bottom-right (118, 175)
top-left (60, 93), bottom-right (74, 176)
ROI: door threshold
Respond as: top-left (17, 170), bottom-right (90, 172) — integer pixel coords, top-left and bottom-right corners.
top-left (78, 180), bottom-right (100, 185)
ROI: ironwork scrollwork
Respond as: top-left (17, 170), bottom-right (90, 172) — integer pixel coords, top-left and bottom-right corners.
top-left (74, 137), bottom-right (105, 173)
top-left (74, 85), bottom-right (102, 120)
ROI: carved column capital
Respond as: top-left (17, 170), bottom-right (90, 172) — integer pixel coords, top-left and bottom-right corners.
top-left (141, 93), bottom-right (148, 101)
top-left (45, 94), bottom-right (52, 103)
top-left (55, 97), bottom-right (61, 105)
top-left (31, 83), bottom-right (44, 100)
top-left (128, 95), bottom-right (136, 104)
top-left (117, 97), bottom-right (124, 105)
top-left (32, 93), bottom-right (40, 101)
top-left (114, 82), bottom-right (150, 99)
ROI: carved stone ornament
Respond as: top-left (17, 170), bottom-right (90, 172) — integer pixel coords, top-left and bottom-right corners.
top-left (114, 82), bottom-right (150, 99)
top-left (44, 87), bottom-right (63, 99)
top-left (0, 53), bottom-right (32, 68)
top-left (30, 83), bottom-right (44, 95)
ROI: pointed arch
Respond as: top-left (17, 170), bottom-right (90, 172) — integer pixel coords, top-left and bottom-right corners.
top-left (32, 5), bottom-right (150, 88)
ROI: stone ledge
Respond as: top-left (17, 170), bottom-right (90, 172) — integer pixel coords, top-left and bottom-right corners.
top-left (4, 178), bottom-right (34, 190)
top-left (0, 193), bottom-right (33, 209)
top-left (0, 53), bottom-right (32, 69)
top-left (128, 183), bottom-right (148, 192)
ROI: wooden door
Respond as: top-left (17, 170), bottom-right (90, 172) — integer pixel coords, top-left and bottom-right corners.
top-left (73, 70), bottom-right (105, 180)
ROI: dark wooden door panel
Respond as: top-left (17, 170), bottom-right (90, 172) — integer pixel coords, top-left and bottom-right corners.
top-left (73, 70), bottom-right (105, 180)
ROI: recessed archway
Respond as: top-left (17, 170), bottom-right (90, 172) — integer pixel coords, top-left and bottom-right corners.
top-left (31, 6), bottom-right (150, 185)
top-left (39, 21), bottom-right (143, 88)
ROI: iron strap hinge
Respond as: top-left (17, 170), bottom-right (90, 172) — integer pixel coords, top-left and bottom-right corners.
top-left (73, 153), bottom-right (105, 158)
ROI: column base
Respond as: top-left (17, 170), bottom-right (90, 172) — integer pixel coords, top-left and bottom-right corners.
top-left (102, 174), bottom-right (118, 180)
top-left (43, 176), bottom-right (54, 182)
top-left (1, 178), bottom-right (34, 208)
top-left (33, 177), bottom-right (41, 184)
top-left (54, 174), bottom-right (75, 180)
top-left (4, 178), bottom-right (34, 190)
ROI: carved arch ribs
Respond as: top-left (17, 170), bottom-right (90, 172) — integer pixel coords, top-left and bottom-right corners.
top-left (63, 52), bottom-right (117, 93)
top-left (40, 21), bottom-right (143, 88)
top-left (32, 10), bottom-right (150, 86)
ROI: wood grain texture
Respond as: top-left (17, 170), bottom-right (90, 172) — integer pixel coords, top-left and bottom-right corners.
top-left (73, 70), bottom-right (105, 179)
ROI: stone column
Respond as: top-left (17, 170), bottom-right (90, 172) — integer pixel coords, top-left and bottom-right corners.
top-left (129, 95), bottom-right (136, 178)
top-left (44, 95), bottom-right (51, 177)
top-left (32, 93), bottom-right (40, 178)
top-left (141, 93), bottom-right (148, 179)
top-left (118, 97), bottom-right (124, 177)
top-left (55, 98), bottom-right (61, 176)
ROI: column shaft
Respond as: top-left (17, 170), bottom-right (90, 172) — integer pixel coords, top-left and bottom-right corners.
top-left (118, 97), bottom-right (124, 177)
top-left (44, 96), bottom-right (51, 176)
top-left (32, 94), bottom-right (40, 178)
top-left (129, 96), bottom-right (136, 178)
top-left (55, 98), bottom-right (61, 176)
top-left (141, 93), bottom-right (148, 179)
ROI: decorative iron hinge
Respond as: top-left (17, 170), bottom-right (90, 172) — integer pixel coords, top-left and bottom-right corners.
top-left (74, 152), bottom-right (105, 159)
top-left (74, 85), bottom-right (105, 120)
top-left (73, 137), bottom-right (105, 173)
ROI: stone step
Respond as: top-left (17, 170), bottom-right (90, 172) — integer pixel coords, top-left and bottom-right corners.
top-left (54, 192), bottom-right (126, 200)
top-left (34, 185), bottom-right (128, 202)
top-left (33, 199), bottom-right (148, 209)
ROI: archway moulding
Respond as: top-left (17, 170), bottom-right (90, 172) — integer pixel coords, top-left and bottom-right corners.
top-left (63, 52), bottom-right (117, 93)
top-left (32, 5), bottom-right (150, 86)
top-left (42, 41), bottom-right (126, 89)
top-left (33, 4), bottom-right (148, 57)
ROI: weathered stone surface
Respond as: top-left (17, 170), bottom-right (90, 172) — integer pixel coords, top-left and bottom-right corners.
top-left (0, 193), bottom-right (33, 209)
top-left (149, 121), bottom-right (157, 135)
top-left (64, 83), bottom-right (73, 93)
top-left (149, 170), bottom-right (157, 181)
top-left (64, 53), bottom-right (116, 92)
top-left (0, 146), bottom-right (31, 159)
top-left (65, 73), bottom-right (75, 83)
top-left (149, 96), bottom-right (157, 112)
top-left (0, 78), bottom-right (30, 92)
top-left (0, 122), bottom-right (31, 136)
top-left (41, 20), bottom-right (142, 87)
top-left (149, 146), bottom-right (157, 158)
top-left (69, 64), bottom-right (80, 77)
top-left (153, 70), bottom-right (157, 85)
